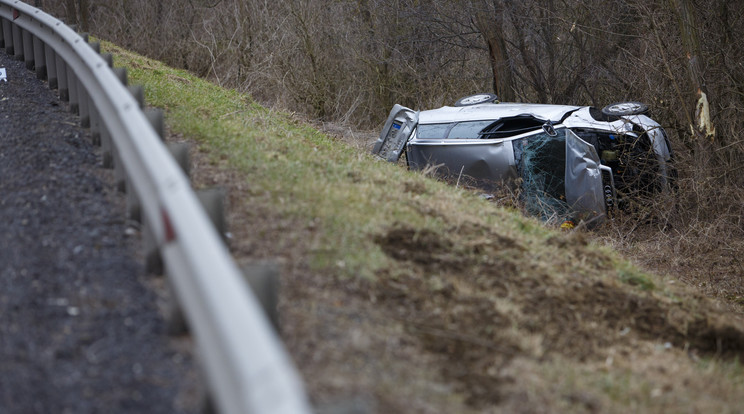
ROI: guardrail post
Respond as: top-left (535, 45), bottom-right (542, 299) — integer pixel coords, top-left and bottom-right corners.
top-left (44, 43), bottom-right (56, 88)
top-left (145, 108), bottom-right (165, 141)
top-left (11, 21), bottom-right (21, 60)
top-left (128, 85), bottom-right (144, 108)
top-left (22, 27), bottom-right (32, 69)
top-left (54, 52), bottom-right (67, 99)
top-left (107, 69), bottom-right (132, 187)
top-left (165, 278), bottom-right (188, 335)
top-left (142, 220), bottom-right (163, 275)
top-left (113, 150), bottom-right (126, 192)
top-left (78, 78), bottom-right (90, 127)
top-left (101, 52), bottom-right (113, 68)
top-left (2, 18), bottom-right (11, 54)
top-left (165, 186), bottom-right (229, 336)
top-left (111, 67), bottom-right (130, 189)
top-left (241, 263), bottom-right (280, 332)
top-left (32, 34), bottom-right (44, 79)
top-left (124, 85), bottom-right (147, 223)
top-left (88, 40), bottom-right (100, 54)
top-left (126, 181), bottom-right (140, 222)
top-left (66, 63), bottom-right (78, 113)
top-left (89, 104), bottom-right (101, 145)
top-left (101, 126), bottom-right (113, 168)
top-left (139, 105), bottom-right (166, 272)
top-left (129, 141), bottom-right (188, 225)
top-left (196, 187), bottom-right (226, 241)
top-left (113, 66), bottom-right (127, 85)
top-left (167, 142), bottom-right (190, 177)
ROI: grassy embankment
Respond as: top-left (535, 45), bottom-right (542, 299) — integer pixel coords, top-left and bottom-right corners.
top-left (103, 41), bottom-right (744, 413)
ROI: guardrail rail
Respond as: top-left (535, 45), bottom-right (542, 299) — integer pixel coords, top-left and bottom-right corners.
top-left (0, 2), bottom-right (313, 413)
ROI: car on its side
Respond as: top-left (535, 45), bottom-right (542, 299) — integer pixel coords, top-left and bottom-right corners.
top-left (372, 94), bottom-right (674, 224)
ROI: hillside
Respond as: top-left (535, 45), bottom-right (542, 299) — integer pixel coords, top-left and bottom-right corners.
top-left (105, 42), bottom-right (744, 413)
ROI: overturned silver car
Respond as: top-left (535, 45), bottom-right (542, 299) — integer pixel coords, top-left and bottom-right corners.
top-left (372, 94), bottom-right (674, 224)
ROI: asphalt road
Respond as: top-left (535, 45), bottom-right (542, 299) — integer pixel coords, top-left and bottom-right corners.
top-left (0, 51), bottom-right (198, 413)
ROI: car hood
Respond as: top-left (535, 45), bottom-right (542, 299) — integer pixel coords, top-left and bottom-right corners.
top-left (418, 103), bottom-right (582, 124)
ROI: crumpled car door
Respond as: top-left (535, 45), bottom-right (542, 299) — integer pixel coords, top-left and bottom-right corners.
top-left (565, 129), bottom-right (606, 221)
top-left (516, 129), bottom-right (606, 223)
top-left (372, 104), bottom-right (418, 162)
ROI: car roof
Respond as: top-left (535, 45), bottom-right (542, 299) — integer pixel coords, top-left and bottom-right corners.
top-left (418, 102), bottom-right (583, 124)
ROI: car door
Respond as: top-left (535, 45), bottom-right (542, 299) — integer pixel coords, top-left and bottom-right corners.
top-left (564, 129), bottom-right (606, 221)
top-left (516, 129), bottom-right (606, 223)
top-left (372, 104), bottom-right (418, 162)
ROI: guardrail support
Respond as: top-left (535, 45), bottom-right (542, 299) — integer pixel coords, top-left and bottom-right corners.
top-left (113, 66), bottom-right (127, 85)
top-left (101, 52), bottom-right (112, 68)
top-left (90, 104), bottom-right (101, 145)
top-left (22, 27), bottom-right (32, 69)
top-left (166, 278), bottom-right (188, 335)
top-left (2, 18), bottom-right (11, 54)
top-left (55, 52), bottom-right (67, 100)
top-left (167, 142), bottom-right (190, 177)
top-left (101, 126), bottom-right (113, 168)
top-left (44, 43), bottom-right (56, 88)
top-left (32, 34), bottom-right (44, 78)
top-left (145, 108), bottom-right (165, 140)
top-left (196, 187), bottom-right (225, 241)
top-left (143, 221), bottom-right (163, 275)
top-left (11, 21), bottom-right (21, 60)
top-left (79, 78), bottom-right (90, 127)
top-left (126, 180), bottom-right (141, 222)
top-left (114, 149), bottom-right (126, 192)
top-left (67, 63), bottom-right (78, 113)
top-left (241, 263), bottom-right (280, 332)
top-left (128, 85), bottom-right (144, 108)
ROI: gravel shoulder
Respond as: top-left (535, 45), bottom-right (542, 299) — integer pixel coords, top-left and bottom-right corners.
top-left (0, 53), bottom-right (198, 412)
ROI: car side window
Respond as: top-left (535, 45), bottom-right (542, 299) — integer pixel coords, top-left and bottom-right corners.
top-left (417, 123), bottom-right (450, 139)
top-left (448, 120), bottom-right (494, 139)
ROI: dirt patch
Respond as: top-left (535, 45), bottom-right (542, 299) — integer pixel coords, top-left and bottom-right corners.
top-left (368, 222), bottom-right (744, 409)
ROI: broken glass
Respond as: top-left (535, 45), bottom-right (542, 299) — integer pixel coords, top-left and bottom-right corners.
top-left (514, 131), bottom-right (571, 223)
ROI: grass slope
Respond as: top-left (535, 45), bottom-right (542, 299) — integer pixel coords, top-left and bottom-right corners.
top-left (104, 41), bottom-right (744, 412)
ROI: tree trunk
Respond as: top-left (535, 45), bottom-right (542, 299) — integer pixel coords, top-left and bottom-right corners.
top-left (672, 0), bottom-right (715, 142)
top-left (473, 1), bottom-right (515, 102)
top-left (65, 0), bottom-right (77, 26)
top-left (78, 0), bottom-right (90, 33)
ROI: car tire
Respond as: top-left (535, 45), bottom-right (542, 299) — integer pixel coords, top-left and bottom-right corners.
top-left (601, 101), bottom-right (649, 116)
top-left (454, 93), bottom-right (499, 107)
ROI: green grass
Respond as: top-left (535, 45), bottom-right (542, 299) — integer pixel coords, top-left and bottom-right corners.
top-left (101, 41), bottom-right (653, 286)
top-left (103, 42), bottom-right (527, 277)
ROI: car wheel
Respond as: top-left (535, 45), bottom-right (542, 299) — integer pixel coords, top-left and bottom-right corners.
top-left (601, 101), bottom-right (649, 116)
top-left (454, 93), bottom-right (499, 107)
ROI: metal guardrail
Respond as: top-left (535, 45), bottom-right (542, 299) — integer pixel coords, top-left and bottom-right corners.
top-left (0, 2), bottom-right (312, 413)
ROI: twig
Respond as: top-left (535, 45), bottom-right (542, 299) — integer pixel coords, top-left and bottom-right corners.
top-left (455, 165), bottom-right (465, 189)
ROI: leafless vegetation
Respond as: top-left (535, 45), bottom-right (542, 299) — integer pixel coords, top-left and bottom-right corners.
top-left (41, 1), bottom-right (744, 408)
top-left (45, 0), bottom-right (744, 309)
